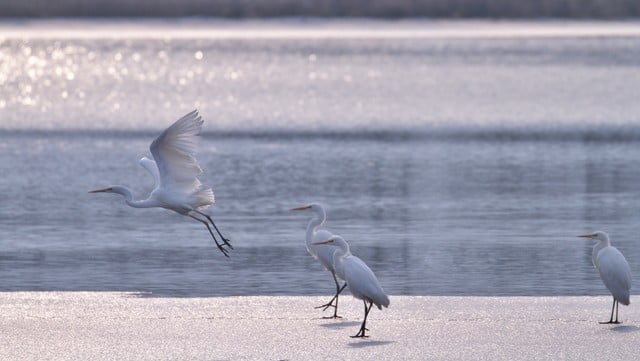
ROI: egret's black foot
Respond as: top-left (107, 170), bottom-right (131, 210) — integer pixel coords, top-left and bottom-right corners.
top-left (322, 314), bottom-right (343, 319)
top-left (215, 243), bottom-right (231, 258)
top-left (315, 302), bottom-right (336, 311)
top-left (350, 330), bottom-right (369, 338)
top-left (350, 326), bottom-right (369, 338)
top-left (222, 238), bottom-right (234, 250)
top-left (599, 320), bottom-right (622, 324)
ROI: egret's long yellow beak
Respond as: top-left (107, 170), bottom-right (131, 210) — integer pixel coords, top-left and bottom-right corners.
top-left (311, 239), bottom-right (333, 246)
top-left (291, 205), bottom-right (311, 211)
top-left (577, 234), bottom-right (593, 238)
top-left (89, 188), bottom-right (110, 193)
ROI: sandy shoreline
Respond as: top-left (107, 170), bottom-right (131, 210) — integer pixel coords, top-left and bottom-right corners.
top-left (1, 293), bottom-right (639, 360)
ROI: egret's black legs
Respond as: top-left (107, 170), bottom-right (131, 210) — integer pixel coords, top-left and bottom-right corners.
top-left (315, 272), bottom-right (347, 318)
top-left (600, 298), bottom-right (622, 324)
top-left (189, 214), bottom-right (230, 257)
top-left (351, 301), bottom-right (373, 338)
top-left (331, 282), bottom-right (348, 318)
top-left (318, 283), bottom-right (348, 318)
top-left (195, 210), bottom-right (233, 249)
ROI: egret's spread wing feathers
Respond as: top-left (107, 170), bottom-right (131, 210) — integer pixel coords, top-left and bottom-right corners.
top-left (150, 110), bottom-right (214, 209)
top-left (597, 247), bottom-right (632, 305)
top-left (139, 157), bottom-right (160, 189)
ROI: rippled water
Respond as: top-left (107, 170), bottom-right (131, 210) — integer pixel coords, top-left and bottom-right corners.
top-left (1, 20), bottom-right (640, 296)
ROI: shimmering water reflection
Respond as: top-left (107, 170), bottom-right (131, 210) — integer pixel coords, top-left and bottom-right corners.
top-left (0, 132), bottom-right (639, 296)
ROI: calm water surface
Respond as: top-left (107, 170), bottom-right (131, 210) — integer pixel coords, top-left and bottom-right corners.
top-left (1, 20), bottom-right (640, 296)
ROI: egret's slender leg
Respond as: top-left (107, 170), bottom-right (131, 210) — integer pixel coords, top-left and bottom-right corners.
top-left (194, 210), bottom-right (233, 249)
top-left (614, 300), bottom-right (621, 324)
top-left (316, 272), bottom-right (347, 318)
top-left (316, 282), bottom-right (347, 311)
top-left (320, 281), bottom-right (347, 319)
top-left (316, 272), bottom-right (340, 310)
top-left (600, 297), bottom-right (617, 324)
top-left (331, 282), bottom-right (348, 318)
top-left (352, 301), bottom-right (372, 338)
top-left (189, 214), bottom-right (230, 257)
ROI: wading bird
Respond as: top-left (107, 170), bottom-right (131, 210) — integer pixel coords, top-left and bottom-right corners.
top-left (577, 231), bottom-right (631, 324)
top-left (291, 203), bottom-right (347, 318)
top-left (90, 110), bottom-right (232, 257)
top-left (313, 235), bottom-right (389, 337)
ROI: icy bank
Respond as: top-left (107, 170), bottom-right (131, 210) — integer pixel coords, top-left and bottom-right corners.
top-left (1, 293), bottom-right (638, 360)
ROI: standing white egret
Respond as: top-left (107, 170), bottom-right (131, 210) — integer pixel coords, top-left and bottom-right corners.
top-left (577, 231), bottom-right (631, 324)
top-left (90, 110), bottom-right (233, 257)
top-left (291, 203), bottom-right (347, 318)
top-left (313, 235), bottom-right (390, 338)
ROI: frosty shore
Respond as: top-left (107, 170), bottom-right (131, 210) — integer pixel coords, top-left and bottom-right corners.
top-left (1, 293), bottom-right (639, 360)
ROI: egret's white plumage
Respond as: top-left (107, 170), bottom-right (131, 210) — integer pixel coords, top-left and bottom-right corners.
top-left (139, 157), bottom-right (160, 189)
top-left (291, 203), bottom-right (346, 318)
top-left (315, 235), bottom-right (389, 337)
top-left (90, 110), bottom-right (232, 257)
top-left (578, 231), bottom-right (632, 323)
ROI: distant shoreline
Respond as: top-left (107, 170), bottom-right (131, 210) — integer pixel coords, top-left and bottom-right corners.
top-left (2, 18), bottom-right (640, 40)
top-left (1, 0), bottom-right (640, 19)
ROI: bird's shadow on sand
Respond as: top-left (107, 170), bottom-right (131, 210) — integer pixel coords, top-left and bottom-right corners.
top-left (319, 320), bottom-right (361, 329)
top-left (610, 325), bottom-right (640, 333)
top-left (347, 340), bottom-right (396, 348)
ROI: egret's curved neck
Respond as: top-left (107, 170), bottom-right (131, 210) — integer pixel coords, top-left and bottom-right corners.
top-left (334, 242), bottom-right (350, 258)
top-left (305, 207), bottom-right (326, 243)
top-left (111, 186), bottom-right (157, 209)
top-left (592, 237), bottom-right (611, 267)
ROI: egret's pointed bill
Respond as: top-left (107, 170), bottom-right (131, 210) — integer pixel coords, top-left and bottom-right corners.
top-left (89, 188), bottom-right (111, 193)
top-left (577, 234), bottom-right (595, 238)
top-left (311, 239), bottom-right (333, 246)
top-left (291, 205), bottom-right (312, 211)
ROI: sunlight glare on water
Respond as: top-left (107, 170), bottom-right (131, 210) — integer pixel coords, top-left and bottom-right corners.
top-left (1, 20), bottom-right (640, 132)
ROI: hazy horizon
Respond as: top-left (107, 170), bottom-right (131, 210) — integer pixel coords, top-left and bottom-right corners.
top-left (1, 0), bottom-right (640, 19)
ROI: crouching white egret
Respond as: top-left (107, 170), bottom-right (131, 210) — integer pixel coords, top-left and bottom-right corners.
top-left (291, 203), bottom-right (347, 318)
top-left (578, 231), bottom-right (632, 324)
top-left (90, 110), bottom-right (233, 257)
top-left (313, 235), bottom-right (390, 337)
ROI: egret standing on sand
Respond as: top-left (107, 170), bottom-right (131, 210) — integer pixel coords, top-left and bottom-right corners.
top-left (577, 231), bottom-right (631, 324)
top-left (90, 110), bottom-right (233, 257)
top-left (291, 203), bottom-right (347, 318)
top-left (313, 235), bottom-right (390, 337)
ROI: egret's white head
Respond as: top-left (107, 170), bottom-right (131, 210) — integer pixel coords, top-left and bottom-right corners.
top-left (577, 231), bottom-right (609, 243)
top-left (311, 235), bottom-right (348, 249)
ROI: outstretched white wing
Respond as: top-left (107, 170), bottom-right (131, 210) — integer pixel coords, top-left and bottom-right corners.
top-left (149, 110), bottom-right (214, 209)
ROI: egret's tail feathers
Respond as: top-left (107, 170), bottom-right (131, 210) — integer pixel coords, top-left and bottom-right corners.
top-left (380, 294), bottom-right (390, 309)
top-left (373, 293), bottom-right (390, 310)
top-left (192, 186), bottom-right (215, 211)
top-left (618, 294), bottom-right (630, 306)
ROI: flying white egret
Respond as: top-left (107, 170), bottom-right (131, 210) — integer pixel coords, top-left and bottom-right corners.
top-left (313, 235), bottom-right (389, 338)
top-left (577, 231), bottom-right (631, 324)
top-left (90, 110), bottom-right (232, 257)
top-left (291, 203), bottom-right (347, 318)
